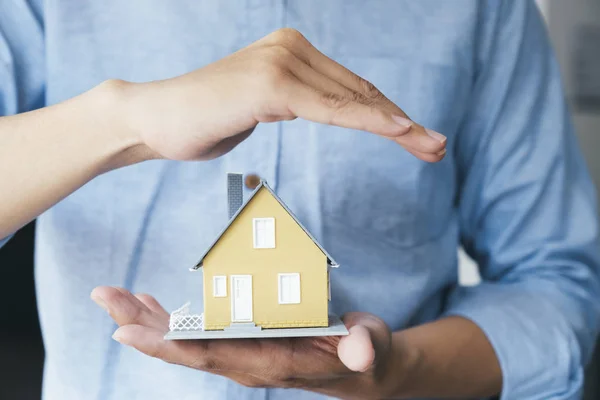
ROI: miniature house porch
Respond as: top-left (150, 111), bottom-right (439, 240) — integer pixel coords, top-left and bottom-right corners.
top-left (193, 174), bottom-right (337, 331)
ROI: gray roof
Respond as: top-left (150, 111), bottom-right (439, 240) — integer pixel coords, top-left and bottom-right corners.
top-left (191, 180), bottom-right (338, 270)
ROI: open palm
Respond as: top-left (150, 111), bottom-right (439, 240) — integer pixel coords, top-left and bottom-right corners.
top-left (91, 286), bottom-right (398, 399)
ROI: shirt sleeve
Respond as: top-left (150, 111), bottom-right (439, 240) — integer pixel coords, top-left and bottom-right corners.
top-left (444, 1), bottom-right (600, 399)
top-left (0, 0), bottom-right (45, 247)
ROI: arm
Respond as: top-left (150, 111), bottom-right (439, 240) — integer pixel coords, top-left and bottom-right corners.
top-left (0, 0), bottom-right (46, 243)
top-left (0, 28), bottom-right (447, 241)
top-left (388, 317), bottom-right (502, 398)
top-left (442, 1), bottom-right (600, 399)
top-left (390, 2), bottom-right (597, 398)
top-left (0, 82), bottom-right (148, 239)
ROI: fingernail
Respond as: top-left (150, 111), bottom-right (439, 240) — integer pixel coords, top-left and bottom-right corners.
top-left (425, 128), bottom-right (446, 144)
top-left (436, 148), bottom-right (447, 156)
top-left (91, 294), bottom-right (109, 313)
top-left (112, 332), bottom-right (123, 343)
top-left (391, 115), bottom-right (413, 128)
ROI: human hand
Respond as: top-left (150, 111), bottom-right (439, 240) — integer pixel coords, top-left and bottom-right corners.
top-left (91, 286), bottom-right (410, 399)
top-left (111, 28), bottom-right (446, 163)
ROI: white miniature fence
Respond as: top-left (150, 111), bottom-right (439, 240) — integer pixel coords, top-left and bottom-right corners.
top-left (169, 302), bottom-right (204, 331)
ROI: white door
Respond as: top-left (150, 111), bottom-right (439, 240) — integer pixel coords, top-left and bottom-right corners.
top-left (230, 275), bottom-right (253, 322)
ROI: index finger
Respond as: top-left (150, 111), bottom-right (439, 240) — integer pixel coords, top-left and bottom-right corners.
top-left (285, 81), bottom-right (445, 155)
top-left (274, 30), bottom-right (447, 154)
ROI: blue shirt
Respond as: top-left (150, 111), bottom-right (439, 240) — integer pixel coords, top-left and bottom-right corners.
top-left (1, 1), bottom-right (599, 399)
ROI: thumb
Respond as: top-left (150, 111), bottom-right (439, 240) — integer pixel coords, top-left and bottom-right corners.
top-left (338, 312), bottom-right (391, 372)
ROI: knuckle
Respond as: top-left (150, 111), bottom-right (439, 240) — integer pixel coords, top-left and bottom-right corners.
top-left (320, 92), bottom-right (350, 109)
top-left (271, 27), bottom-right (308, 46)
top-left (358, 77), bottom-right (384, 100)
top-left (349, 90), bottom-right (365, 104)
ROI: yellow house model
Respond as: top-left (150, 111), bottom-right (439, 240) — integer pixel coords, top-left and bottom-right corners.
top-left (190, 173), bottom-right (339, 331)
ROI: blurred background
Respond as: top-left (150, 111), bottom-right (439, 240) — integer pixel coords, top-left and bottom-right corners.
top-left (1, 1), bottom-right (599, 399)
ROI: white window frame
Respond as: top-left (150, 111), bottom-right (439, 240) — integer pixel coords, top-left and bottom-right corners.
top-left (253, 217), bottom-right (275, 249)
top-left (278, 273), bottom-right (301, 304)
top-left (213, 276), bottom-right (227, 297)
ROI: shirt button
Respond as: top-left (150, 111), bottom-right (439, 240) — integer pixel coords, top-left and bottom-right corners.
top-left (245, 174), bottom-right (261, 190)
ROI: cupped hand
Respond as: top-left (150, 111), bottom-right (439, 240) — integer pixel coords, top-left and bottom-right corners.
top-left (116, 28), bottom-right (446, 162)
top-left (91, 286), bottom-right (403, 399)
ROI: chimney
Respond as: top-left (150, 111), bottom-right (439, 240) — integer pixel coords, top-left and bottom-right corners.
top-left (227, 173), bottom-right (243, 219)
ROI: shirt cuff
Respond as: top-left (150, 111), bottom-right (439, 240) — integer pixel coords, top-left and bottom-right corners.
top-left (443, 282), bottom-right (584, 400)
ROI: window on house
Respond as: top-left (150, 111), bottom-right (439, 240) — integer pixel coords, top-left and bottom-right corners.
top-left (253, 218), bottom-right (275, 249)
top-left (278, 273), bottom-right (301, 304)
top-left (213, 276), bottom-right (227, 297)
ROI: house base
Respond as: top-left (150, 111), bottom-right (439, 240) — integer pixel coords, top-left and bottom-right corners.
top-left (223, 322), bottom-right (262, 332)
top-left (164, 315), bottom-right (349, 340)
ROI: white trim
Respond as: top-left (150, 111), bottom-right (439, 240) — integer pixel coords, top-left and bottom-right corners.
top-left (327, 269), bottom-right (331, 301)
top-left (278, 273), bottom-right (301, 304)
top-left (230, 275), bottom-right (253, 322)
top-left (213, 276), bottom-right (227, 297)
top-left (253, 217), bottom-right (275, 249)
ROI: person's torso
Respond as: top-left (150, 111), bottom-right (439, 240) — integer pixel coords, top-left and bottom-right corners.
top-left (35, 1), bottom-right (477, 399)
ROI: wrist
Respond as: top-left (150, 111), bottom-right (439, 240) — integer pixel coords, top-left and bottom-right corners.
top-left (380, 331), bottom-right (425, 399)
top-left (87, 79), bottom-right (160, 174)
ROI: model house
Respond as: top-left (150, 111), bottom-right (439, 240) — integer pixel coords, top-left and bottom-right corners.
top-left (183, 173), bottom-right (338, 332)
